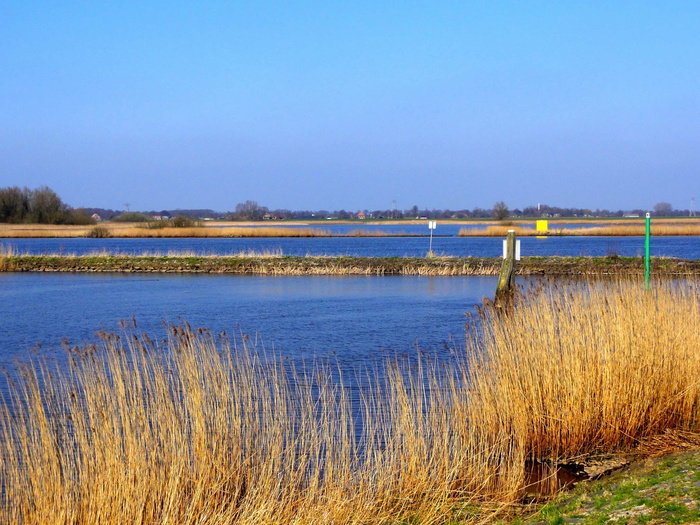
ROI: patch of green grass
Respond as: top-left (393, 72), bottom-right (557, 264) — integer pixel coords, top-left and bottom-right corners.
top-left (510, 451), bottom-right (700, 524)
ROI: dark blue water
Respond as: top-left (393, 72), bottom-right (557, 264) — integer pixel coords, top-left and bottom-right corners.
top-left (0, 273), bottom-right (494, 375)
top-left (3, 235), bottom-right (699, 258)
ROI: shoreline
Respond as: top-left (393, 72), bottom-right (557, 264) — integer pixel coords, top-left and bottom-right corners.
top-left (2, 254), bottom-right (699, 275)
top-left (1, 217), bottom-right (700, 238)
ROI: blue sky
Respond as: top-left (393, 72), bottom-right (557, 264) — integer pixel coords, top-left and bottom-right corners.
top-left (2, 2), bottom-right (699, 212)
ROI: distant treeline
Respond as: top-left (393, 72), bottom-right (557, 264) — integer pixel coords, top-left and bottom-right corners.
top-left (1, 188), bottom-right (692, 224)
top-left (148, 200), bottom-right (691, 221)
top-left (0, 186), bottom-right (95, 225)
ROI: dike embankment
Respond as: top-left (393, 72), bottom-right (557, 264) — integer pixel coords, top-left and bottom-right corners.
top-left (2, 255), bottom-right (700, 276)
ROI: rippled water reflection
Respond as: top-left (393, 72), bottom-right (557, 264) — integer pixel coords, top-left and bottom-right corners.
top-left (2, 234), bottom-right (699, 258)
top-left (0, 273), bottom-right (496, 373)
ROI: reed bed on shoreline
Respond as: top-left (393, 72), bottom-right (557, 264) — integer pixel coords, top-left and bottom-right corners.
top-left (132, 226), bottom-right (333, 237)
top-left (3, 218), bottom-right (700, 238)
top-left (2, 279), bottom-right (700, 523)
top-left (459, 223), bottom-right (700, 237)
top-left (0, 223), bottom-right (413, 238)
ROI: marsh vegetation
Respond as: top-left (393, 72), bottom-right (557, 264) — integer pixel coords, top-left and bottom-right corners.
top-left (1, 217), bottom-right (700, 238)
top-left (2, 279), bottom-right (699, 523)
top-left (459, 221), bottom-right (700, 237)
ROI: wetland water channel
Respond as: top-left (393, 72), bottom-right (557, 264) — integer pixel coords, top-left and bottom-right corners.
top-left (1, 235), bottom-right (697, 396)
top-left (0, 273), bottom-right (496, 382)
top-left (2, 234), bottom-right (700, 259)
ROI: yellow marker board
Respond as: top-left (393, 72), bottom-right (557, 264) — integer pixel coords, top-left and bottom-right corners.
top-left (536, 220), bottom-right (548, 232)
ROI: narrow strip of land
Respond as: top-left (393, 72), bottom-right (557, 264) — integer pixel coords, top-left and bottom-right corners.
top-left (2, 254), bottom-right (699, 275)
top-left (1, 218), bottom-right (700, 238)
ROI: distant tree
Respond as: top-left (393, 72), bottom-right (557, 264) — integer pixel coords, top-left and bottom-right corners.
top-left (233, 200), bottom-right (268, 220)
top-left (470, 207), bottom-right (489, 218)
top-left (653, 202), bottom-right (673, 216)
top-left (0, 185), bottom-right (72, 224)
top-left (171, 215), bottom-right (201, 228)
top-left (112, 211), bottom-right (151, 222)
top-left (64, 209), bottom-right (96, 225)
top-left (0, 186), bottom-right (30, 223)
top-left (29, 186), bottom-right (70, 224)
top-left (271, 209), bottom-right (292, 220)
top-left (492, 201), bottom-right (510, 221)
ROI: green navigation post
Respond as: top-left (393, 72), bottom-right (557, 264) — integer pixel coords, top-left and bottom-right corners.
top-left (645, 212), bottom-right (651, 289)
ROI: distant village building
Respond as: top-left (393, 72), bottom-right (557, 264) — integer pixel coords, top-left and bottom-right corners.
top-left (91, 213), bottom-right (103, 222)
top-left (356, 211), bottom-right (366, 219)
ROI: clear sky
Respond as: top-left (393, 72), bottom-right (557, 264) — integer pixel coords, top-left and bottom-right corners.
top-left (2, 2), bottom-right (699, 212)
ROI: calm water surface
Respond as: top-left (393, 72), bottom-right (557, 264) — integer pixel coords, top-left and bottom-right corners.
top-left (0, 273), bottom-right (496, 376)
top-left (3, 235), bottom-right (699, 258)
top-left (2, 233), bottom-right (698, 396)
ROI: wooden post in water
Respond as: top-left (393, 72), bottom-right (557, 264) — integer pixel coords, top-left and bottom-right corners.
top-left (495, 229), bottom-right (517, 306)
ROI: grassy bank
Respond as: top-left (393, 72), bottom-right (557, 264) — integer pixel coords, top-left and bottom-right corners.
top-left (505, 447), bottom-right (700, 524)
top-left (1, 252), bottom-right (700, 275)
top-left (2, 279), bottom-right (699, 523)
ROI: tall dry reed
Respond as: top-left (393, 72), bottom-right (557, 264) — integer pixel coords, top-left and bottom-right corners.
top-left (2, 279), bottom-right (700, 523)
top-left (465, 279), bottom-right (700, 491)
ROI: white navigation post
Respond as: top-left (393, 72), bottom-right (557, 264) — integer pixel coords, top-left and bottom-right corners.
top-left (428, 220), bottom-right (437, 257)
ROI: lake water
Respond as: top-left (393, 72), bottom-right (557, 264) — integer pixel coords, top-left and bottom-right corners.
top-left (2, 235), bottom-right (699, 258)
top-left (0, 273), bottom-right (495, 378)
top-left (2, 233), bottom-right (698, 397)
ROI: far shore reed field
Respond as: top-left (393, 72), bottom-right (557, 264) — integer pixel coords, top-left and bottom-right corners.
top-left (2, 279), bottom-right (700, 523)
top-left (458, 221), bottom-right (700, 237)
top-left (1, 217), bottom-right (700, 238)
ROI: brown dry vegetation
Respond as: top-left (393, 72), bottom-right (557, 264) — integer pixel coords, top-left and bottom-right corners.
top-left (0, 223), bottom-right (413, 238)
top-left (2, 279), bottom-right (700, 523)
top-left (3, 218), bottom-right (700, 238)
top-left (459, 220), bottom-right (700, 237)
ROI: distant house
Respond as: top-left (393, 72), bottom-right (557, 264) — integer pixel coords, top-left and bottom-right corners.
top-left (356, 211), bottom-right (366, 220)
top-left (91, 213), bottom-right (102, 222)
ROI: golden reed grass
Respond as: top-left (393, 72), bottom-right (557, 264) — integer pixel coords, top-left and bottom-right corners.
top-left (0, 223), bottom-right (409, 238)
top-left (2, 279), bottom-right (700, 523)
top-left (459, 223), bottom-right (700, 237)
